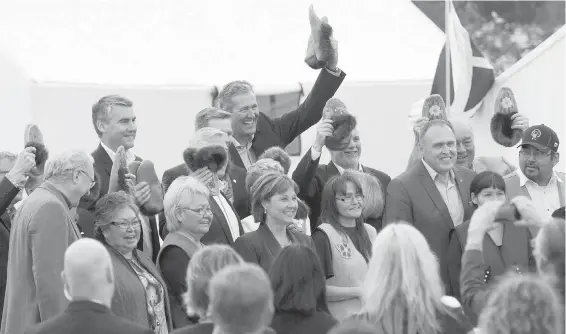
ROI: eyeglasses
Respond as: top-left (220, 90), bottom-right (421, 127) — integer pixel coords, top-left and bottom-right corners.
top-left (519, 149), bottom-right (552, 159)
top-left (182, 206), bottom-right (213, 217)
top-left (111, 219), bottom-right (141, 230)
top-left (79, 170), bottom-right (96, 188)
top-left (336, 194), bottom-right (364, 204)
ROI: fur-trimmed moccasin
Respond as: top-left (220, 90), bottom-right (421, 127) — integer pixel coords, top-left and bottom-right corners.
top-left (491, 87), bottom-right (522, 147)
top-left (183, 145), bottom-right (228, 173)
top-left (422, 94), bottom-right (447, 120)
top-left (304, 5), bottom-right (336, 70)
top-left (323, 98), bottom-right (357, 151)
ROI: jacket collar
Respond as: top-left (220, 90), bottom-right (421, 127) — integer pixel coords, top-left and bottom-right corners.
top-left (66, 300), bottom-right (110, 314)
top-left (39, 181), bottom-right (73, 209)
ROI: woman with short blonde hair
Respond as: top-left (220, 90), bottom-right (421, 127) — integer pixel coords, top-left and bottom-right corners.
top-left (355, 223), bottom-right (471, 334)
top-left (157, 176), bottom-right (212, 329)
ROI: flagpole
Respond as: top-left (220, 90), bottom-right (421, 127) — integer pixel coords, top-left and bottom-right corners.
top-left (445, 0), bottom-right (451, 116)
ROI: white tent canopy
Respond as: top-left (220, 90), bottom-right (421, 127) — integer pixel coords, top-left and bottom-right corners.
top-left (0, 0), bottom-right (443, 88)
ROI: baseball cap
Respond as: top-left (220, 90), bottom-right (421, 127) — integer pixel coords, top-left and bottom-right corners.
top-left (518, 124), bottom-right (559, 152)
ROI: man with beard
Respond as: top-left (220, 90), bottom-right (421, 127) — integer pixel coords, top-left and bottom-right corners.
top-left (0, 148), bottom-right (36, 324)
top-left (383, 119), bottom-right (476, 294)
top-left (1, 150), bottom-right (93, 334)
top-left (78, 95), bottom-right (160, 262)
top-left (504, 124), bottom-right (564, 235)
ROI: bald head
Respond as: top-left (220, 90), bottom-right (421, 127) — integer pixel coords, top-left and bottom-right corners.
top-left (62, 239), bottom-right (114, 305)
top-left (450, 117), bottom-right (475, 169)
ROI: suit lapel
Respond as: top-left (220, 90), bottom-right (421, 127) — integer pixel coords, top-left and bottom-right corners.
top-left (250, 116), bottom-right (270, 157)
top-left (210, 195), bottom-right (235, 244)
top-left (327, 162), bottom-right (340, 177)
top-left (258, 224), bottom-right (281, 258)
top-left (228, 144), bottom-right (245, 169)
top-left (93, 144), bottom-right (113, 180)
top-left (418, 162), bottom-right (453, 226)
top-left (482, 236), bottom-right (505, 276)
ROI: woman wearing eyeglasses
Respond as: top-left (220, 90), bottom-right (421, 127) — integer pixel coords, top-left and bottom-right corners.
top-left (94, 191), bottom-right (172, 334)
top-left (157, 176), bottom-right (212, 329)
top-left (312, 171), bottom-right (377, 321)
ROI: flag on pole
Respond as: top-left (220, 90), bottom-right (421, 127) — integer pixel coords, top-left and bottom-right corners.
top-left (409, 0), bottom-right (495, 122)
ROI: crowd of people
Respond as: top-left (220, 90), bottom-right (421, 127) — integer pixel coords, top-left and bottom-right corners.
top-left (0, 6), bottom-right (565, 334)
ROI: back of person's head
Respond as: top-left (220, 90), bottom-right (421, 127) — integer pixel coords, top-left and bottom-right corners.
top-left (259, 147), bottom-right (291, 174)
top-left (360, 222), bottom-right (443, 334)
top-left (328, 319), bottom-right (383, 334)
top-left (268, 244), bottom-right (328, 315)
top-left (245, 158), bottom-right (284, 194)
top-left (478, 273), bottom-right (563, 334)
top-left (62, 239), bottom-right (114, 307)
top-left (194, 107), bottom-right (232, 131)
top-left (533, 218), bottom-right (565, 301)
top-left (209, 263), bottom-right (274, 334)
top-left (184, 245), bottom-right (244, 319)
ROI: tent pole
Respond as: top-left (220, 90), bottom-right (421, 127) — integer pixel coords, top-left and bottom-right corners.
top-left (445, 0), bottom-right (451, 116)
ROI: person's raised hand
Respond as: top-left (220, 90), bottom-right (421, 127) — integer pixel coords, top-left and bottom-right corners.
top-left (511, 196), bottom-right (545, 229)
top-left (313, 119), bottom-right (334, 152)
top-left (510, 113), bottom-right (530, 132)
top-left (133, 181), bottom-right (151, 207)
top-left (6, 146), bottom-right (36, 187)
top-left (468, 200), bottom-right (504, 239)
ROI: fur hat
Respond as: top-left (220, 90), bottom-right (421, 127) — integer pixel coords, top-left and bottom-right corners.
top-left (259, 147), bottom-right (291, 174)
top-left (491, 87), bottom-right (522, 147)
top-left (183, 145), bottom-right (228, 173)
top-left (324, 98), bottom-right (357, 151)
top-left (305, 5), bottom-right (335, 69)
top-left (422, 94), bottom-right (447, 120)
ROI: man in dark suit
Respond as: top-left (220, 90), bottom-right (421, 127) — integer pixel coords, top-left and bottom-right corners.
top-left (77, 95), bottom-right (160, 262)
top-left (384, 119), bottom-right (476, 293)
top-left (160, 107), bottom-right (248, 239)
top-left (0, 148), bottom-right (36, 325)
top-left (25, 238), bottom-right (152, 334)
top-left (215, 22), bottom-right (345, 171)
top-left (293, 120), bottom-right (391, 232)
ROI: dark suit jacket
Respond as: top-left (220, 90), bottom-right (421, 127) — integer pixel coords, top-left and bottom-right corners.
top-left (171, 322), bottom-right (276, 334)
top-left (447, 220), bottom-right (535, 305)
top-left (24, 300), bottom-right (153, 334)
top-left (228, 69), bottom-right (346, 169)
top-left (233, 223), bottom-right (314, 273)
top-left (77, 144), bottom-right (160, 262)
top-left (383, 160), bottom-right (476, 293)
top-left (159, 162), bottom-right (248, 239)
top-left (201, 193), bottom-right (245, 245)
top-left (0, 177), bottom-right (19, 325)
top-left (292, 148), bottom-right (391, 232)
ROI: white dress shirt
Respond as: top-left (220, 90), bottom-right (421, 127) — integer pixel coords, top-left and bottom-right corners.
top-left (100, 141), bottom-right (136, 166)
top-left (212, 195), bottom-right (241, 241)
top-left (422, 159), bottom-right (465, 227)
top-left (518, 170), bottom-right (563, 221)
top-left (233, 137), bottom-right (257, 170)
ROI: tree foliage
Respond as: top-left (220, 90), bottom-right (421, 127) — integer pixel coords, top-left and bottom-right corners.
top-left (454, 1), bottom-right (565, 75)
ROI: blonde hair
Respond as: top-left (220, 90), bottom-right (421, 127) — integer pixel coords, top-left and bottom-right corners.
top-left (350, 171), bottom-right (384, 219)
top-left (163, 176), bottom-right (210, 233)
top-left (188, 127), bottom-right (229, 150)
top-left (359, 222), bottom-right (444, 334)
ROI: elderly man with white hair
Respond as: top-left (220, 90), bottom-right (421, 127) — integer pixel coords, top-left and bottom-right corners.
top-left (1, 150), bottom-right (94, 334)
top-left (157, 176), bottom-right (212, 329)
top-left (24, 238), bottom-right (153, 334)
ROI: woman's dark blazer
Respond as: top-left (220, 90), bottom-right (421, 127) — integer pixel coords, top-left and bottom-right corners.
top-left (447, 220), bottom-right (535, 323)
top-left (271, 310), bottom-right (337, 334)
top-left (233, 223), bottom-right (314, 273)
top-left (101, 240), bottom-right (173, 332)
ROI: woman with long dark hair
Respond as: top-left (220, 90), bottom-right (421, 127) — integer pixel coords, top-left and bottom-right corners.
top-left (269, 245), bottom-right (337, 334)
top-left (312, 171), bottom-right (377, 320)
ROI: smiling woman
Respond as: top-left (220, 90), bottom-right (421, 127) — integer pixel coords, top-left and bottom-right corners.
top-left (93, 191), bottom-right (172, 333)
top-left (233, 172), bottom-right (314, 273)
